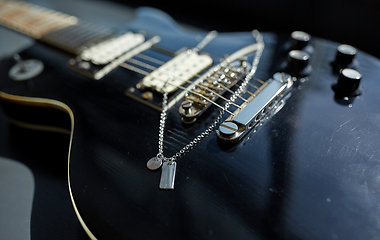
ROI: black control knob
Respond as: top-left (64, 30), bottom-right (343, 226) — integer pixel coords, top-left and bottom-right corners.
top-left (291, 31), bottom-right (310, 49)
top-left (332, 44), bottom-right (358, 69)
top-left (332, 68), bottom-right (362, 96)
top-left (289, 31), bottom-right (314, 54)
top-left (283, 50), bottom-right (312, 77)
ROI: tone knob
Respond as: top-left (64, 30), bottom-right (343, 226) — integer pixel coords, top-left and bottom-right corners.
top-left (289, 31), bottom-right (314, 54)
top-left (283, 50), bottom-right (312, 77)
top-left (332, 68), bottom-right (362, 96)
top-left (332, 44), bottom-right (358, 69)
top-left (291, 31), bottom-right (310, 48)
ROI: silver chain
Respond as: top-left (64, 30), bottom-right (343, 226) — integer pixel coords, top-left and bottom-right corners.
top-left (157, 30), bottom-right (264, 163)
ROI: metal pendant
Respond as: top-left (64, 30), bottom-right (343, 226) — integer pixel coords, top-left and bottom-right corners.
top-left (147, 157), bottom-right (162, 170)
top-left (159, 161), bottom-right (176, 190)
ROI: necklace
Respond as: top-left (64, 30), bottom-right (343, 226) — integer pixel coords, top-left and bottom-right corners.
top-left (147, 30), bottom-right (264, 189)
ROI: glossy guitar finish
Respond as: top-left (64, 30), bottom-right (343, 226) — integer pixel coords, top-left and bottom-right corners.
top-left (1, 7), bottom-right (380, 240)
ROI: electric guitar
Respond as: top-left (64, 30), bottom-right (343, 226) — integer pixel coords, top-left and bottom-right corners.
top-left (1, 0), bottom-right (380, 239)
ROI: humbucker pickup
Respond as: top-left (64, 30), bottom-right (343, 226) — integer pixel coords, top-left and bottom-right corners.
top-left (141, 51), bottom-right (213, 93)
top-left (68, 34), bottom-right (161, 80)
top-left (80, 32), bottom-right (146, 65)
top-left (125, 41), bottom-right (264, 113)
top-left (217, 72), bottom-right (293, 144)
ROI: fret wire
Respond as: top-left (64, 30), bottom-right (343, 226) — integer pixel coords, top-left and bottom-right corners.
top-left (57, 24), bottom-right (97, 45)
top-left (51, 24), bottom-right (85, 40)
top-left (19, 10), bottom-right (46, 28)
top-left (28, 8), bottom-right (60, 34)
top-left (63, 23), bottom-right (108, 45)
top-left (0, 0), bottom-right (78, 38)
top-left (4, 8), bottom-right (25, 20)
top-left (69, 29), bottom-right (103, 47)
top-left (43, 23), bottom-right (113, 53)
top-left (31, 6), bottom-right (71, 34)
top-left (38, 22), bottom-right (67, 37)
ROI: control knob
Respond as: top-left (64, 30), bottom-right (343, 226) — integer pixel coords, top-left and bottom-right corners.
top-left (289, 31), bottom-right (314, 54)
top-left (332, 44), bottom-right (359, 70)
top-left (332, 68), bottom-right (362, 96)
top-left (283, 50), bottom-right (312, 77)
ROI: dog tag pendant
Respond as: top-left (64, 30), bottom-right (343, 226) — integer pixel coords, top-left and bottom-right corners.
top-left (159, 161), bottom-right (176, 189)
top-left (147, 157), bottom-right (162, 170)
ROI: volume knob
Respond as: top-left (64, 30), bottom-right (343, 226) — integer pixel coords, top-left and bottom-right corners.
top-left (332, 44), bottom-right (358, 69)
top-left (283, 50), bottom-right (312, 77)
top-left (289, 31), bottom-right (314, 54)
top-left (332, 68), bottom-right (362, 96)
top-left (291, 31), bottom-right (310, 49)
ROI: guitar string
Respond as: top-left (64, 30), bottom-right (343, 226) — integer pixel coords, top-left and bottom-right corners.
top-left (137, 53), bottom-right (265, 92)
top-left (122, 56), bottom-right (256, 103)
top-left (121, 62), bottom-right (235, 115)
top-left (121, 56), bottom-right (268, 111)
top-left (124, 59), bottom-right (243, 108)
top-left (120, 62), bottom-right (150, 76)
top-left (137, 53), bottom-right (165, 65)
top-left (120, 58), bottom-right (265, 109)
top-left (133, 54), bottom-right (261, 102)
top-left (135, 51), bottom-right (259, 84)
top-left (120, 36), bottom-right (266, 122)
top-left (156, 30), bottom-right (265, 163)
top-left (128, 56), bottom-right (207, 78)
top-left (137, 52), bottom-right (230, 66)
top-left (159, 82), bottom-right (236, 115)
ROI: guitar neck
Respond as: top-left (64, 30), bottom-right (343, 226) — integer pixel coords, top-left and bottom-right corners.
top-left (0, 0), bottom-right (115, 54)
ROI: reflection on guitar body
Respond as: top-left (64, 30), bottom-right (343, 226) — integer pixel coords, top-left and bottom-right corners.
top-left (0, 0), bottom-right (380, 239)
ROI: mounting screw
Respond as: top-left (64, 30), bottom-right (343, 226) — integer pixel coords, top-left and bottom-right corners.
top-left (181, 100), bottom-right (192, 115)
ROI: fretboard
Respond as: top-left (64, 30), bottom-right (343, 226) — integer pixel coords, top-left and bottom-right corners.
top-left (0, 0), bottom-right (115, 54)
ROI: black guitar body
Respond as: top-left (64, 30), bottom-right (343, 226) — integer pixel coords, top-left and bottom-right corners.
top-left (1, 7), bottom-right (380, 240)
